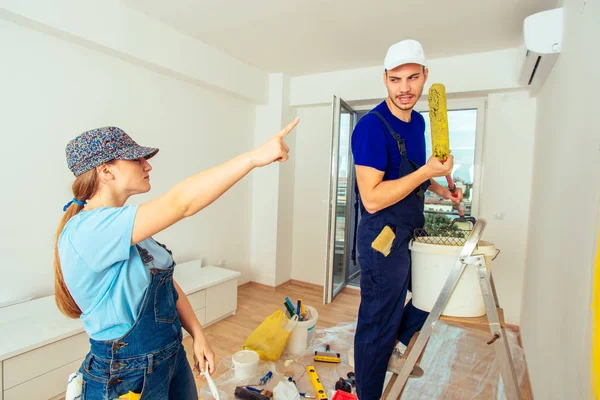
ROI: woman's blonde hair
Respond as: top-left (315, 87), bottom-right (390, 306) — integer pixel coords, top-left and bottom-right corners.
top-left (54, 169), bottom-right (99, 318)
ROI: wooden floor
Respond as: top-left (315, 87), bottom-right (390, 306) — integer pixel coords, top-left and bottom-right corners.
top-left (184, 281), bottom-right (534, 399)
top-left (182, 281), bottom-right (360, 370)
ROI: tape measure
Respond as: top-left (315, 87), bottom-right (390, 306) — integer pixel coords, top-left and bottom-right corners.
top-left (307, 365), bottom-right (328, 400)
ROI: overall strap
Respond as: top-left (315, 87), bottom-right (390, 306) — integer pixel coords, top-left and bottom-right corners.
top-left (370, 111), bottom-right (425, 199)
top-left (370, 111), bottom-right (407, 156)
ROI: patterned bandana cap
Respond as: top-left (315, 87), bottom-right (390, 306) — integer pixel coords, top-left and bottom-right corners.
top-left (65, 127), bottom-right (159, 176)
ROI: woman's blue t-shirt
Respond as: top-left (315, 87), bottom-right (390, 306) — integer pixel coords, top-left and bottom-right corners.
top-left (58, 206), bottom-right (173, 340)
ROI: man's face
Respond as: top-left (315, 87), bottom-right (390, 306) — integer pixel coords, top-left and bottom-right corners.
top-left (383, 64), bottom-right (428, 112)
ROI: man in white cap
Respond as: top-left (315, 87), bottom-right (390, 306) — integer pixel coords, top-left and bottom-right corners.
top-left (350, 39), bottom-right (462, 398)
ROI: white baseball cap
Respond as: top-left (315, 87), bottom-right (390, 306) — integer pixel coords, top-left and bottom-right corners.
top-left (384, 39), bottom-right (428, 70)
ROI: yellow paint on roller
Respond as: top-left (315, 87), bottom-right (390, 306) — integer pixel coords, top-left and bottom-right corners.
top-left (428, 83), bottom-right (450, 161)
top-left (371, 226), bottom-right (395, 256)
top-left (592, 231), bottom-right (600, 398)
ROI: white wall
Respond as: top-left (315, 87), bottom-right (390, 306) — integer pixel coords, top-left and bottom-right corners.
top-left (478, 91), bottom-right (537, 325)
top-left (275, 82), bottom-right (298, 286)
top-left (0, 0), bottom-right (268, 103)
top-left (289, 92), bottom-right (537, 326)
top-left (291, 106), bottom-right (333, 286)
top-left (289, 48), bottom-right (523, 106)
top-left (251, 106), bottom-right (281, 286)
top-left (250, 73), bottom-right (297, 287)
top-left (0, 19), bottom-right (257, 306)
top-left (520, 0), bottom-right (600, 398)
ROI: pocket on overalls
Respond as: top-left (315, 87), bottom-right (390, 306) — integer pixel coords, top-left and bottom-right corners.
top-left (108, 368), bottom-right (147, 400)
top-left (78, 354), bottom-right (109, 400)
top-left (154, 273), bottom-right (177, 323)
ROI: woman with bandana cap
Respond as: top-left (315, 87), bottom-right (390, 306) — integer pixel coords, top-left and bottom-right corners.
top-left (55, 119), bottom-right (298, 399)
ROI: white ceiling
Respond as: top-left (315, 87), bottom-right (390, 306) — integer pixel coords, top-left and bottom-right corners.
top-left (121, 0), bottom-right (559, 77)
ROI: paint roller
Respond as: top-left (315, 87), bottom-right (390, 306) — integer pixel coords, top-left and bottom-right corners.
top-left (427, 83), bottom-right (464, 217)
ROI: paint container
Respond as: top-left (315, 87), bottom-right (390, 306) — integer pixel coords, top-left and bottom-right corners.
top-left (285, 305), bottom-right (319, 355)
top-left (410, 240), bottom-right (498, 317)
top-left (232, 350), bottom-right (260, 380)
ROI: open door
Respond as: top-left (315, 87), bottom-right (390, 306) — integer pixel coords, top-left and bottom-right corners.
top-left (324, 95), bottom-right (358, 304)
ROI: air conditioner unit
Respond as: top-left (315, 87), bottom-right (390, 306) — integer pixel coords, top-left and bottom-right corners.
top-left (518, 7), bottom-right (563, 88)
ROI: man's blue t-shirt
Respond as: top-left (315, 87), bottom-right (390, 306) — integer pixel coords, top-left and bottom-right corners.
top-left (58, 206), bottom-right (174, 340)
top-left (351, 101), bottom-right (426, 180)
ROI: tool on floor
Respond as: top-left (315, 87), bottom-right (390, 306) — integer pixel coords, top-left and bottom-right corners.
top-left (200, 360), bottom-right (220, 400)
top-left (234, 386), bottom-right (270, 400)
top-left (306, 365), bottom-right (328, 400)
top-left (334, 377), bottom-right (352, 393)
top-left (314, 344), bottom-right (341, 363)
top-left (346, 372), bottom-right (355, 387)
top-left (260, 371), bottom-right (273, 386)
top-left (382, 219), bottom-right (522, 400)
top-left (248, 370), bottom-right (273, 388)
top-left (245, 386), bottom-right (273, 397)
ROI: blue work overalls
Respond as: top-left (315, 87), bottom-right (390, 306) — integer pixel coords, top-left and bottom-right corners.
top-left (78, 241), bottom-right (197, 400)
top-left (354, 111), bottom-right (430, 399)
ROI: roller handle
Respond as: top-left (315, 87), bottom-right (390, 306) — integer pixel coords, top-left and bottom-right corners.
top-left (445, 175), bottom-right (464, 217)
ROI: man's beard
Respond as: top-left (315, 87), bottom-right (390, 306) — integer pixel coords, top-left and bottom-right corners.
top-left (389, 96), bottom-right (415, 111)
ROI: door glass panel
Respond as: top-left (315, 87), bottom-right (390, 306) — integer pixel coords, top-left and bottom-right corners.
top-left (332, 107), bottom-right (353, 295)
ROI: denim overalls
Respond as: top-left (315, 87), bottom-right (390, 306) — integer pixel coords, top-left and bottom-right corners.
top-left (354, 111), bottom-right (430, 399)
top-left (78, 241), bottom-right (197, 400)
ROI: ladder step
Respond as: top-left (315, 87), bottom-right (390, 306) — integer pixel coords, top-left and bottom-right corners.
top-left (440, 307), bottom-right (506, 327)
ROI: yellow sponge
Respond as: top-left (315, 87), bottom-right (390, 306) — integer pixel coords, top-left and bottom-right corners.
top-left (371, 226), bottom-right (395, 256)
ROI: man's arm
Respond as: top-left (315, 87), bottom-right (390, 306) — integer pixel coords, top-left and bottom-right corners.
top-left (356, 155), bottom-right (454, 214)
top-left (428, 179), bottom-right (447, 197)
top-left (428, 178), bottom-right (464, 205)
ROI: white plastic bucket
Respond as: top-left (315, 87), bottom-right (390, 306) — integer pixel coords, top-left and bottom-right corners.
top-left (232, 350), bottom-right (259, 380)
top-left (284, 305), bottom-right (319, 355)
top-left (409, 239), bottom-right (497, 317)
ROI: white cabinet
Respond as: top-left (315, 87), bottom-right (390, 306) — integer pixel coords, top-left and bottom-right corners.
top-left (174, 263), bottom-right (240, 336)
top-left (0, 263), bottom-right (240, 400)
top-left (206, 279), bottom-right (238, 324)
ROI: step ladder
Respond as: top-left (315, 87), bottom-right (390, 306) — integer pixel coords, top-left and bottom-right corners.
top-left (383, 218), bottom-right (522, 400)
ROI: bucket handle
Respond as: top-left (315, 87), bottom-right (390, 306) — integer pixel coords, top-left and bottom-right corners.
top-left (284, 315), bottom-right (299, 332)
top-left (492, 248), bottom-right (500, 261)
